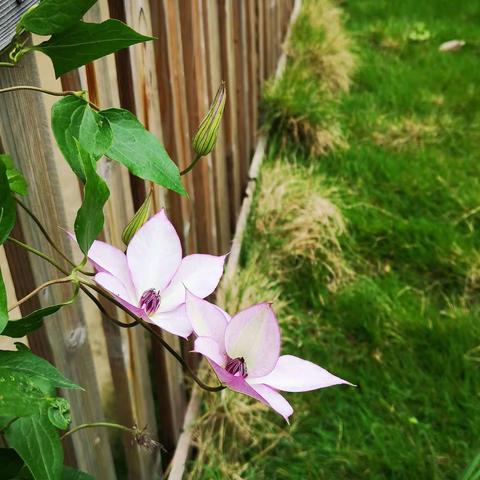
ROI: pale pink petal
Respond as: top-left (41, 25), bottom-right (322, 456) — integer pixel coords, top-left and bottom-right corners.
top-left (186, 291), bottom-right (228, 346)
top-left (193, 336), bottom-right (226, 367)
top-left (225, 303), bottom-right (280, 377)
top-left (67, 232), bottom-right (137, 301)
top-left (126, 210), bottom-right (182, 297)
top-left (160, 254), bottom-right (226, 311)
top-left (95, 272), bottom-right (145, 318)
top-left (148, 303), bottom-right (192, 338)
top-left (250, 384), bottom-right (293, 422)
top-left (208, 361), bottom-right (269, 405)
top-left (249, 355), bottom-right (353, 392)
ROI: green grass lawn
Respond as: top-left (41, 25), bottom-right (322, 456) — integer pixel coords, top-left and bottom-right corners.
top-left (188, 1), bottom-right (480, 478)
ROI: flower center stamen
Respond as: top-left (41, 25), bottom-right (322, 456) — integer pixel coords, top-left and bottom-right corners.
top-left (139, 288), bottom-right (161, 315)
top-left (225, 357), bottom-right (247, 378)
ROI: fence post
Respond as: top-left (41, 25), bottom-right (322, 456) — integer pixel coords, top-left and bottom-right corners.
top-left (178, 0), bottom-right (219, 256)
top-left (0, 52), bottom-right (117, 480)
top-left (217, 0), bottom-right (242, 228)
top-left (203, 0), bottom-right (232, 253)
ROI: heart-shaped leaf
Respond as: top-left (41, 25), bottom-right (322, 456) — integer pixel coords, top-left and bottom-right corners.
top-left (2, 304), bottom-right (62, 338)
top-left (0, 350), bottom-right (81, 392)
top-left (5, 414), bottom-right (63, 480)
top-left (36, 19), bottom-right (152, 77)
top-left (101, 108), bottom-right (186, 195)
top-left (21, 0), bottom-right (97, 35)
top-left (52, 96), bottom-right (112, 182)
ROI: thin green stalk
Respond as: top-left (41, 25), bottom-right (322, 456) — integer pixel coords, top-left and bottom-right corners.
top-left (15, 198), bottom-right (77, 268)
top-left (0, 85), bottom-right (100, 110)
top-left (80, 286), bottom-right (139, 328)
top-left (80, 279), bottom-right (225, 393)
top-left (61, 422), bottom-right (134, 440)
top-left (8, 276), bottom-right (71, 312)
top-left (0, 85), bottom-right (80, 97)
top-left (7, 237), bottom-right (70, 276)
top-left (180, 154), bottom-right (202, 176)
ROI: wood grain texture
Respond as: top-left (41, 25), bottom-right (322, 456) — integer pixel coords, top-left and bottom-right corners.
top-left (217, 0), bottom-right (241, 227)
top-left (0, 51), bottom-right (116, 480)
top-left (232, 0), bottom-right (251, 188)
top-left (149, 0), bottom-right (193, 455)
top-left (149, 0), bottom-right (197, 254)
top-left (203, 0), bottom-right (231, 253)
top-left (246, 0), bottom-right (259, 147)
top-left (75, 3), bottom-right (162, 478)
top-left (179, 0), bottom-right (218, 255)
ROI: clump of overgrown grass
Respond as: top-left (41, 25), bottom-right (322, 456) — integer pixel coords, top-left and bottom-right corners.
top-left (261, 0), bottom-right (355, 157)
top-left (287, 0), bottom-right (356, 94)
top-left (254, 161), bottom-right (352, 292)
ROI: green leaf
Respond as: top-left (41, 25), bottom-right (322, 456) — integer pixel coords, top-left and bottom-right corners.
top-left (47, 398), bottom-right (71, 430)
top-left (15, 342), bottom-right (30, 352)
top-left (5, 415), bottom-right (63, 480)
top-left (74, 143), bottom-right (110, 254)
top-left (51, 96), bottom-right (112, 182)
top-left (101, 108), bottom-right (186, 195)
top-left (0, 370), bottom-right (54, 418)
top-left (0, 161), bottom-right (16, 245)
top-left (21, 0), bottom-right (97, 36)
top-left (36, 19), bottom-right (152, 77)
top-left (0, 350), bottom-right (81, 392)
top-left (61, 467), bottom-right (94, 480)
top-left (0, 448), bottom-right (24, 479)
top-left (0, 416), bottom-right (14, 429)
top-left (2, 304), bottom-right (62, 338)
top-left (0, 268), bottom-right (8, 335)
top-left (0, 154), bottom-right (28, 196)
top-left (3, 284), bottom-right (79, 339)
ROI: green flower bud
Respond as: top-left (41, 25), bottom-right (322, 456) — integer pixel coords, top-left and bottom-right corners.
top-left (192, 82), bottom-right (226, 157)
top-left (122, 189), bottom-right (152, 246)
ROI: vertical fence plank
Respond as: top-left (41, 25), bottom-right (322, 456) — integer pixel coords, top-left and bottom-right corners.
top-left (149, 0), bottom-right (193, 456)
top-left (203, 0), bottom-right (231, 253)
top-left (0, 54), bottom-right (117, 480)
top-left (83, 3), bottom-right (163, 478)
top-left (217, 0), bottom-right (241, 228)
top-left (257, 0), bottom-right (266, 87)
top-left (246, 0), bottom-right (259, 146)
top-left (178, 0), bottom-right (218, 255)
top-left (232, 0), bottom-right (251, 186)
top-left (149, 0), bottom-right (197, 253)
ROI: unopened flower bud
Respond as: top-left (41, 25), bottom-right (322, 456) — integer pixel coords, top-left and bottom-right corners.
top-left (122, 190), bottom-right (152, 246)
top-left (192, 82), bottom-right (226, 157)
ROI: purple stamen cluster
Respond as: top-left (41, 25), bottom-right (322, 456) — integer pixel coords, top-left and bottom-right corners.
top-left (139, 288), bottom-right (161, 315)
top-left (225, 356), bottom-right (247, 378)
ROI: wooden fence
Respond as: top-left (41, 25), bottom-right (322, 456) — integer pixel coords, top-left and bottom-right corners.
top-left (0, 0), bottom-right (295, 478)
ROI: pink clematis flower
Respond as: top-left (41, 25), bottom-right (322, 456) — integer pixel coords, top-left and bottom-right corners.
top-left (83, 210), bottom-right (226, 337)
top-left (186, 292), bottom-right (353, 421)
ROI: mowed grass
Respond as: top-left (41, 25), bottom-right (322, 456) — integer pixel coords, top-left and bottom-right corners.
top-left (188, 1), bottom-right (480, 478)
